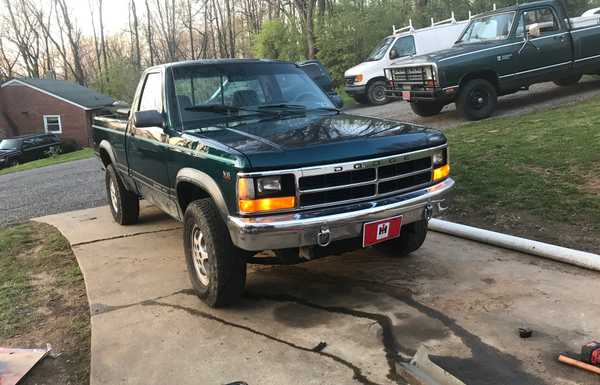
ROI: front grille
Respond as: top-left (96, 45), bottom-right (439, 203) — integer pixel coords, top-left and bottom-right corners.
top-left (297, 154), bottom-right (435, 208)
top-left (345, 76), bottom-right (355, 86)
top-left (391, 66), bottom-right (429, 84)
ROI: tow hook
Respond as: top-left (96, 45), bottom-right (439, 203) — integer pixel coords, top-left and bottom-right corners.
top-left (317, 226), bottom-right (331, 247)
top-left (425, 204), bottom-right (434, 221)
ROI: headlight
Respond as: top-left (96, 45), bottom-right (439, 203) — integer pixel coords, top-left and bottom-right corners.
top-left (384, 69), bottom-right (392, 80)
top-left (237, 175), bottom-right (296, 214)
top-left (355, 74), bottom-right (364, 83)
top-left (432, 149), bottom-right (450, 182)
top-left (424, 66), bottom-right (434, 80)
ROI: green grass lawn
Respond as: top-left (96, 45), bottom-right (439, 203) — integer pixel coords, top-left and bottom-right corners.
top-left (0, 148), bottom-right (94, 176)
top-left (445, 96), bottom-right (600, 252)
top-left (0, 222), bottom-right (90, 384)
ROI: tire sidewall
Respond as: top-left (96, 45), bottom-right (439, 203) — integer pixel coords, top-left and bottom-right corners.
top-left (410, 102), bottom-right (444, 117)
top-left (458, 79), bottom-right (497, 121)
top-left (105, 166), bottom-right (124, 224)
top-left (367, 80), bottom-right (389, 105)
top-left (183, 210), bottom-right (212, 300)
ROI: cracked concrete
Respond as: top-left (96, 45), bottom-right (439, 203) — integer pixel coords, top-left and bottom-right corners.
top-left (36, 204), bottom-right (600, 385)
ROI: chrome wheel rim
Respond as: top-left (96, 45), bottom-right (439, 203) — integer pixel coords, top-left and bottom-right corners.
top-left (191, 225), bottom-right (210, 286)
top-left (109, 179), bottom-right (119, 213)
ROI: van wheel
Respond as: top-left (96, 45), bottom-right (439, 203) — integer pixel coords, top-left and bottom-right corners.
top-left (184, 199), bottom-right (246, 308)
top-left (410, 102), bottom-right (444, 117)
top-left (105, 164), bottom-right (139, 225)
top-left (456, 79), bottom-right (497, 121)
top-left (554, 74), bottom-right (582, 87)
top-left (367, 80), bottom-right (389, 105)
top-left (374, 220), bottom-right (428, 257)
top-left (352, 94), bottom-right (370, 105)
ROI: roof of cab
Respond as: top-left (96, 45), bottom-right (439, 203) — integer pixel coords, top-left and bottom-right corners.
top-left (146, 58), bottom-right (293, 72)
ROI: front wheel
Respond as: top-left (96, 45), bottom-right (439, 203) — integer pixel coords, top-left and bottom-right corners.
top-left (184, 199), bottom-right (246, 308)
top-left (105, 164), bottom-right (139, 225)
top-left (553, 74), bottom-right (582, 87)
top-left (410, 102), bottom-right (445, 117)
top-left (374, 219), bottom-right (428, 257)
top-left (367, 80), bottom-right (389, 105)
top-left (456, 79), bottom-right (498, 121)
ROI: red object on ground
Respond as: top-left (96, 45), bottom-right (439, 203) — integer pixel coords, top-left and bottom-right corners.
top-left (581, 341), bottom-right (600, 366)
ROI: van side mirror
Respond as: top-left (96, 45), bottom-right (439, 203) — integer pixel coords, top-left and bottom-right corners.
top-left (389, 48), bottom-right (399, 60)
top-left (133, 110), bottom-right (164, 128)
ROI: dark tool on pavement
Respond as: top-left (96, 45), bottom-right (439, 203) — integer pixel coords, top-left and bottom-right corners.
top-left (581, 341), bottom-right (600, 366)
top-left (518, 327), bottom-right (533, 338)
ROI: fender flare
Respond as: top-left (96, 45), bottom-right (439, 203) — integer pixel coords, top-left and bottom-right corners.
top-left (98, 140), bottom-right (117, 167)
top-left (175, 168), bottom-right (230, 220)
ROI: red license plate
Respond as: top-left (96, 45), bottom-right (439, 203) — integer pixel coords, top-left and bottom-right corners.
top-left (402, 91), bottom-right (411, 101)
top-left (362, 216), bottom-right (403, 247)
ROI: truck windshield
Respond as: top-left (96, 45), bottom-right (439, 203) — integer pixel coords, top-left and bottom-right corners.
top-left (171, 62), bottom-right (335, 127)
top-left (366, 36), bottom-right (395, 61)
top-left (458, 12), bottom-right (515, 43)
top-left (0, 139), bottom-right (19, 150)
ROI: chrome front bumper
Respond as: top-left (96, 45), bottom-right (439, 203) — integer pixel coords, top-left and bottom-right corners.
top-left (227, 178), bottom-right (454, 251)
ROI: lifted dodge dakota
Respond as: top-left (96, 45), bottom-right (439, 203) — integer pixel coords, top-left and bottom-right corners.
top-left (93, 59), bottom-right (454, 307)
top-left (385, 0), bottom-right (600, 120)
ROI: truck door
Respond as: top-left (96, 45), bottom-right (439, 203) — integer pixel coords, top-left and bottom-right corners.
top-left (127, 71), bottom-right (175, 214)
top-left (512, 6), bottom-right (572, 83)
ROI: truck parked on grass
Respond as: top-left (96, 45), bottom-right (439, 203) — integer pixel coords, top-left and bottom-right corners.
top-left (344, 15), bottom-right (469, 105)
top-left (92, 59), bottom-right (454, 307)
top-left (385, 0), bottom-right (600, 120)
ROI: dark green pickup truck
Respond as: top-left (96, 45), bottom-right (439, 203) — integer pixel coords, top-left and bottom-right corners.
top-left (386, 0), bottom-right (600, 120)
top-left (93, 59), bottom-right (453, 307)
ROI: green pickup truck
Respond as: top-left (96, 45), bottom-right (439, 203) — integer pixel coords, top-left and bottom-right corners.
top-left (385, 0), bottom-right (600, 120)
top-left (93, 59), bottom-right (453, 307)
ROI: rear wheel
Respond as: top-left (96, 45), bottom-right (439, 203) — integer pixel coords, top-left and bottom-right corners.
top-left (367, 80), bottom-right (389, 105)
top-left (553, 74), bottom-right (582, 87)
top-left (456, 79), bottom-right (498, 121)
top-left (105, 164), bottom-right (139, 225)
top-left (410, 101), bottom-right (444, 117)
top-left (374, 219), bottom-right (428, 257)
top-left (184, 199), bottom-right (246, 308)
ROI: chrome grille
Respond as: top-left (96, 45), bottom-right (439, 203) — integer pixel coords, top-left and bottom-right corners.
top-left (391, 66), bottom-right (428, 84)
top-left (297, 155), bottom-right (433, 209)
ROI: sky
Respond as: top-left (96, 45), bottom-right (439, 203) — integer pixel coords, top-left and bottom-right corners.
top-left (41, 0), bottom-right (133, 36)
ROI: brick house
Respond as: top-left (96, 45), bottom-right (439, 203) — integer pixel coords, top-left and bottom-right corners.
top-left (0, 78), bottom-right (114, 146)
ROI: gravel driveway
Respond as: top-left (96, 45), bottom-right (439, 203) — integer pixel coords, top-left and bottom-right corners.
top-left (0, 157), bottom-right (105, 226)
top-left (346, 78), bottom-right (600, 128)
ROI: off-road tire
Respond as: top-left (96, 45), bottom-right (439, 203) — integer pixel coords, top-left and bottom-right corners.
top-left (184, 199), bottom-right (246, 308)
top-left (553, 74), bottom-right (582, 87)
top-left (456, 79), bottom-right (498, 121)
top-left (352, 94), bottom-right (370, 105)
top-left (367, 80), bottom-right (389, 105)
top-left (105, 164), bottom-right (139, 225)
top-left (410, 102), bottom-right (444, 117)
top-left (374, 219), bottom-right (428, 257)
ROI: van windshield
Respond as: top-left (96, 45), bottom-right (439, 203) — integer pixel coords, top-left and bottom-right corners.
top-left (366, 37), bottom-right (395, 61)
top-left (458, 12), bottom-right (515, 43)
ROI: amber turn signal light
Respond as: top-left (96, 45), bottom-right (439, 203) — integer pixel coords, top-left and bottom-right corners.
top-left (432, 164), bottom-right (450, 181)
top-left (239, 196), bottom-right (296, 213)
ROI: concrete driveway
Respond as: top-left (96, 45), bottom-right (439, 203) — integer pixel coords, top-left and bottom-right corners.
top-left (346, 78), bottom-right (600, 129)
top-left (37, 204), bottom-right (600, 385)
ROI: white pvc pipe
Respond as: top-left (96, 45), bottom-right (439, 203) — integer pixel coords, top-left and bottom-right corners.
top-left (428, 218), bottom-right (600, 271)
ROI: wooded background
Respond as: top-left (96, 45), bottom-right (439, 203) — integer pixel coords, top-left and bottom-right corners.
top-left (1, 0), bottom-right (598, 102)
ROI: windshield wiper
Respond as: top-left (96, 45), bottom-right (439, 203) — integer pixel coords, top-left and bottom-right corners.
top-left (185, 104), bottom-right (280, 116)
top-left (258, 103), bottom-right (306, 110)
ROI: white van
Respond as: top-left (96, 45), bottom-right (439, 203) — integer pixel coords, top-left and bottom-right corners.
top-left (344, 17), bottom-right (468, 105)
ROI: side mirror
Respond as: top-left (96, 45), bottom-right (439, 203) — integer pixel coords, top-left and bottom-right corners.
top-left (133, 110), bottom-right (164, 128)
top-left (389, 48), bottom-right (399, 60)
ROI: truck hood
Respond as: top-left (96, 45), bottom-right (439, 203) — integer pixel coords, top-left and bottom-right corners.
top-left (402, 41), bottom-right (510, 65)
top-left (191, 112), bottom-right (446, 170)
top-left (0, 149), bottom-right (18, 158)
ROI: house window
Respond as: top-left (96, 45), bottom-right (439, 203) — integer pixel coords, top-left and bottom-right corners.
top-left (43, 115), bottom-right (62, 133)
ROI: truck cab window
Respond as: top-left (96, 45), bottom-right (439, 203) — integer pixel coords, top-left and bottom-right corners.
top-left (139, 73), bottom-right (163, 112)
top-left (517, 8), bottom-right (560, 37)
